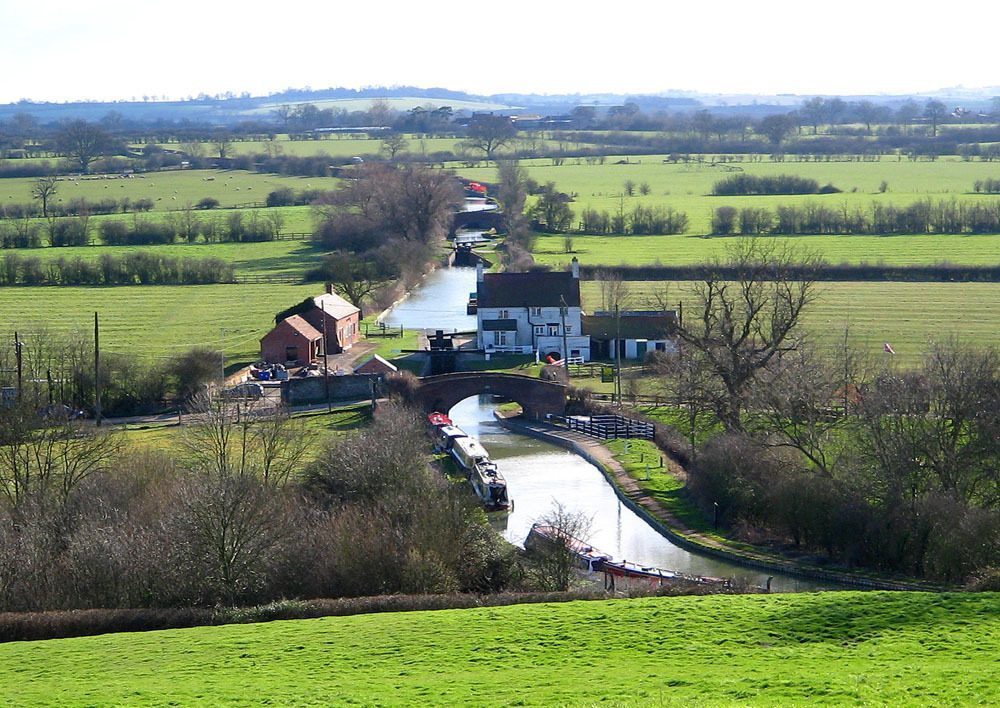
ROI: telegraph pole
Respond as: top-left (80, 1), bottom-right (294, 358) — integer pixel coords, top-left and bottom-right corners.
top-left (322, 301), bottom-right (331, 411)
top-left (94, 312), bottom-right (102, 427)
top-left (615, 304), bottom-right (622, 407)
top-left (14, 332), bottom-right (22, 401)
top-left (560, 295), bottom-right (569, 372)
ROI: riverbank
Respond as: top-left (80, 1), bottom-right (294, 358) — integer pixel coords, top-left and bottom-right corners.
top-left (495, 412), bottom-right (947, 592)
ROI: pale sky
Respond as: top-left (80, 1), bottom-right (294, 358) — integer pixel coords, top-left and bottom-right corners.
top-left (2, 0), bottom-right (998, 104)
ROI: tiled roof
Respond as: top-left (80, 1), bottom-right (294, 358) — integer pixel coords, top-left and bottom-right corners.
top-left (280, 314), bottom-right (323, 340)
top-left (582, 313), bottom-right (676, 340)
top-left (478, 271), bottom-right (581, 308)
top-left (313, 292), bottom-right (360, 320)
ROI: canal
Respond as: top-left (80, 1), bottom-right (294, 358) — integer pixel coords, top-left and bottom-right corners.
top-left (384, 265), bottom-right (827, 591)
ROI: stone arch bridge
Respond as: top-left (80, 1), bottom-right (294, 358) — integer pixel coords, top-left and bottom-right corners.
top-left (415, 373), bottom-right (566, 419)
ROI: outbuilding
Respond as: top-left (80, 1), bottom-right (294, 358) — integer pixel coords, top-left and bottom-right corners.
top-left (260, 315), bottom-right (324, 365)
top-left (583, 311), bottom-right (678, 360)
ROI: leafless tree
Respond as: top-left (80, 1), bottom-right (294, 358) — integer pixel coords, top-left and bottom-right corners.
top-left (527, 501), bottom-right (593, 591)
top-left (31, 175), bottom-right (58, 219)
top-left (0, 403), bottom-right (123, 512)
top-left (380, 133), bottom-right (409, 160)
top-left (464, 114), bottom-right (517, 161)
top-left (672, 238), bottom-right (820, 432)
top-left (56, 120), bottom-right (111, 173)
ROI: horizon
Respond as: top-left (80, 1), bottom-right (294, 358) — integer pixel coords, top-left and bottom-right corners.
top-left (4, 0), bottom-right (1000, 106)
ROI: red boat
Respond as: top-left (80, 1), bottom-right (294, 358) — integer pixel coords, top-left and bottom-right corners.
top-left (427, 411), bottom-right (453, 428)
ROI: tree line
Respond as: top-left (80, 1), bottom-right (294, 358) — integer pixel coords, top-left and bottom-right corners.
top-left (710, 199), bottom-right (1000, 236)
top-left (635, 239), bottom-right (999, 584)
top-left (0, 398), bottom-right (522, 613)
top-left (0, 252), bottom-right (234, 286)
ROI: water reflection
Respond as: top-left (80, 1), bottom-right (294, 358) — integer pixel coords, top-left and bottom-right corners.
top-left (382, 267), bottom-right (478, 333)
top-left (449, 395), bottom-right (826, 592)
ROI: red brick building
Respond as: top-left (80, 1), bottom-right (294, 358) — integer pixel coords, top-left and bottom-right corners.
top-left (260, 315), bottom-right (323, 365)
top-left (303, 288), bottom-right (362, 354)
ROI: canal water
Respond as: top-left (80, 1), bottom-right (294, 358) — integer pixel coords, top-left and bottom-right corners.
top-left (384, 265), bottom-right (827, 591)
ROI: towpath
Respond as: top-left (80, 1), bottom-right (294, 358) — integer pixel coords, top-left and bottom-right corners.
top-left (497, 414), bottom-right (943, 592)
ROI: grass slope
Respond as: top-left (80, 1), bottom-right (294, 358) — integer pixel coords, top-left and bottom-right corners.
top-left (0, 283), bottom-right (320, 362)
top-left (0, 592), bottom-right (996, 705)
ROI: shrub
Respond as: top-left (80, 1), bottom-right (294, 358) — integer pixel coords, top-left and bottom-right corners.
top-left (196, 197), bottom-right (220, 210)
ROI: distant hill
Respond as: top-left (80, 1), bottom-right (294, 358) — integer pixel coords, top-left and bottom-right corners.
top-left (1, 84), bottom-right (997, 125)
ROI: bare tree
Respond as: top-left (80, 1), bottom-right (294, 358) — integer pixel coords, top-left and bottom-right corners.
top-left (31, 175), bottom-right (58, 219)
top-left (527, 501), bottom-right (593, 591)
top-left (180, 392), bottom-right (307, 487)
top-left (56, 120), bottom-right (111, 173)
top-left (0, 403), bottom-right (123, 512)
top-left (380, 133), bottom-right (409, 160)
top-left (465, 114), bottom-right (517, 161)
top-left (212, 130), bottom-right (234, 159)
top-left (672, 238), bottom-right (820, 432)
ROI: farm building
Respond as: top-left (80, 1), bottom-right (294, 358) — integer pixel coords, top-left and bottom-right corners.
top-left (582, 311), bottom-right (677, 360)
top-left (260, 315), bottom-right (324, 365)
top-left (475, 258), bottom-right (591, 361)
top-left (354, 354), bottom-right (398, 375)
top-left (304, 289), bottom-right (361, 354)
top-left (272, 285), bottom-right (361, 356)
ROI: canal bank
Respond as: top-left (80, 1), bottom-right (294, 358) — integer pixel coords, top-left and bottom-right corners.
top-left (495, 413), bottom-right (945, 592)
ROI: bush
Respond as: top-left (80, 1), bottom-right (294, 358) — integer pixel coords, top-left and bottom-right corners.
top-left (266, 188), bottom-right (296, 207)
top-left (48, 218), bottom-right (90, 247)
top-left (196, 197), bottom-right (220, 210)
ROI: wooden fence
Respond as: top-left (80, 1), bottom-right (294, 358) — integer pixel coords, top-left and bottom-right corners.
top-left (560, 414), bottom-right (655, 441)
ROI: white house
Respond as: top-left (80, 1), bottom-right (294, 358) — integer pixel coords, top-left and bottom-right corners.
top-left (582, 311), bottom-right (678, 360)
top-left (476, 258), bottom-right (591, 361)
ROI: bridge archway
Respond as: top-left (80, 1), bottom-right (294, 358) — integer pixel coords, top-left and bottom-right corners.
top-left (415, 373), bottom-right (566, 419)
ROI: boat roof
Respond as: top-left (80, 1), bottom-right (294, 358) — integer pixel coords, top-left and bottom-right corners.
top-left (428, 412), bottom-right (453, 427)
top-left (438, 425), bottom-right (467, 439)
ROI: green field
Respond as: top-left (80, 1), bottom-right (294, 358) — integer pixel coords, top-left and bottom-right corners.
top-left (0, 283), bottom-right (321, 363)
top-left (536, 232), bottom-right (1000, 268)
top-left (3, 237), bottom-right (325, 277)
top-left (581, 280), bottom-right (1000, 367)
top-left (0, 592), bottom-right (995, 705)
top-left (0, 169), bottom-right (342, 211)
top-left (456, 155), bottom-right (1000, 234)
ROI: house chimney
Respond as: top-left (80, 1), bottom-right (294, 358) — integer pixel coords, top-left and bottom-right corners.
top-left (476, 260), bottom-right (484, 283)
top-left (571, 256), bottom-right (579, 279)
top-left (325, 282), bottom-right (333, 295)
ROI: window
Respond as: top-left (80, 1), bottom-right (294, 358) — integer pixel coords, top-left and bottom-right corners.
top-left (498, 309), bottom-right (509, 319)
top-left (530, 307), bottom-right (542, 317)
top-left (547, 324), bottom-right (559, 336)
top-left (493, 330), bottom-right (508, 346)
top-left (285, 346), bottom-right (299, 361)
top-left (565, 325), bottom-right (573, 335)
top-left (534, 325), bottom-right (545, 335)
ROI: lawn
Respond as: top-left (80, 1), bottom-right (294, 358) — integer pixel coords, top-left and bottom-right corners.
top-left (0, 592), bottom-right (995, 705)
top-left (581, 280), bottom-right (1000, 367)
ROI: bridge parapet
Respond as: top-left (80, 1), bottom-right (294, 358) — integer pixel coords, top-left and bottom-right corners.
top-left (415, 372), bottom-right (566, 418)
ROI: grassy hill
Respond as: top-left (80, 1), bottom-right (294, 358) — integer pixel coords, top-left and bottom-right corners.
top-left (1, 591), bottom-right (996, 706)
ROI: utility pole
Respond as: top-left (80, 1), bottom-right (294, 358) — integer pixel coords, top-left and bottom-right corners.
top-left (94, 312), bottom-right (102, 427)
top-left (615, 304), bottom-right (622, 407)
top-left (14, 332), bottom-right (22, 401)
top-left (559, 295), bottom-right (569, 372)
top-left (322, 301), bottom-right (331, 412)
